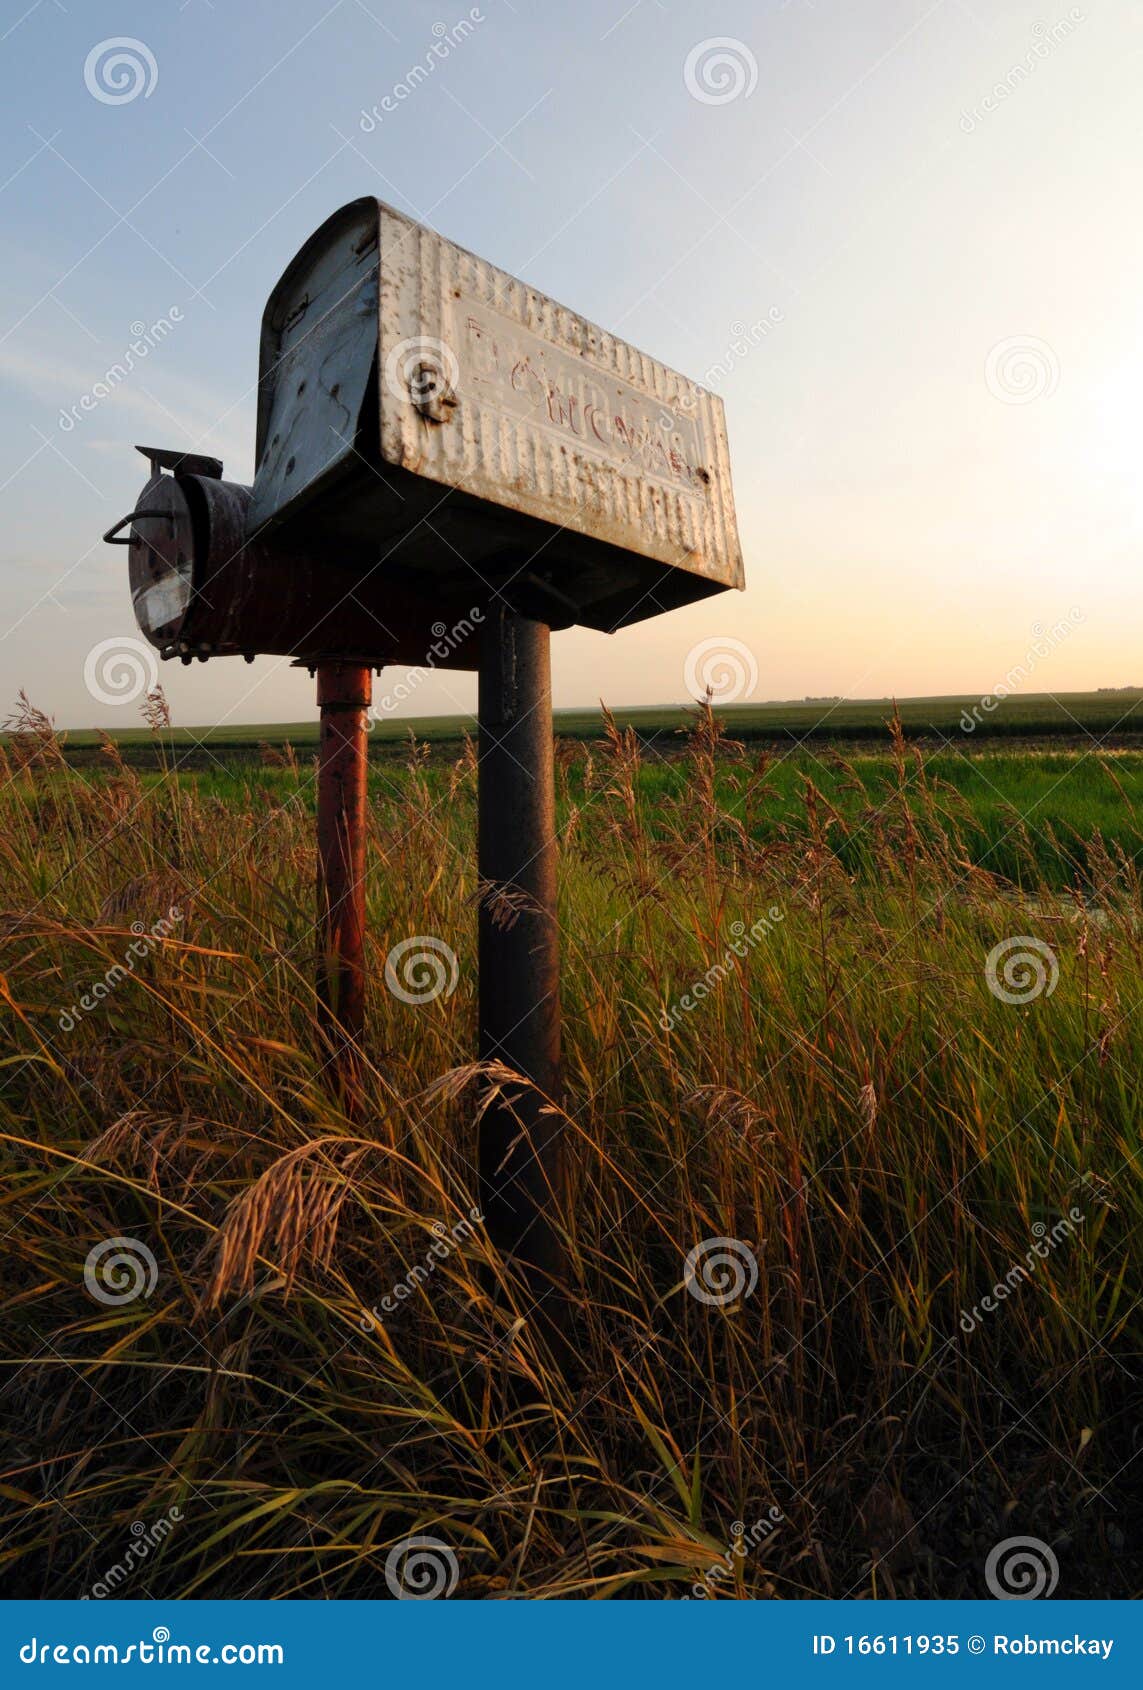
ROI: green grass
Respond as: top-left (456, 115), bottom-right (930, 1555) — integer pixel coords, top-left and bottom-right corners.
top-left (0, 702), bottom-right (1139, 1598)
top-left (34, 688), bottom-right (1143, 765)
top-left (76, 741), bottom-right (1143, 892)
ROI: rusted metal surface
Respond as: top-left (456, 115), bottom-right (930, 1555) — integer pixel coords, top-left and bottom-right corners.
top-left (477, 608), bottom-right (567, 1316)
top-left (249, 198), bottom-right (743, 633)
top-left (251, 203), bottom-right (379, 535)
top-left (316, 661), bottom-right (372, 1116)
top-left (123, 462), bottom-right (481, 668)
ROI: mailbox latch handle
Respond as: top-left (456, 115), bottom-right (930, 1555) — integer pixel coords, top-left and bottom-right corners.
top-left (103, 509), bottom-right (169, 546)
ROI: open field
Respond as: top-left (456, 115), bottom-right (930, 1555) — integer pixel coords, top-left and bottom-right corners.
top-left (0, 701), bottom-right (1140, 1597)
top-left (34, 740), bottom-right (1143, 893)
top-left (39, 688), bottom-right (1143, 767)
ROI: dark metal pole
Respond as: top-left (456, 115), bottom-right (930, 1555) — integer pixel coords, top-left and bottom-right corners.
top-left (477, 607), bottom-right (567, 1314)
top-left (316, 661), bottom-right (372, 1115)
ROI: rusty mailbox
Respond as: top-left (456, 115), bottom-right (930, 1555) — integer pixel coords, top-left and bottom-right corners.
top-left (249, 197), bottom-right (742, 628)
top-left (106, 198), bottom-right (744, 1320)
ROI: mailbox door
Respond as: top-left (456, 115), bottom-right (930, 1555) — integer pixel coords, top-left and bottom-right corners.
top-left (249, 199), bottom-right (379, 534)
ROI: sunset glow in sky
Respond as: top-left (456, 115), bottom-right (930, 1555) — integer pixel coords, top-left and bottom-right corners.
top-left (1, 0), bottom-right (1140, 727)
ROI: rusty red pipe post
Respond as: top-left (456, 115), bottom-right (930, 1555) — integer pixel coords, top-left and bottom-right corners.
top-left (316, 661), bottom-right (372, 1114)
top-left (477, 607), bottom-right (568, 1324)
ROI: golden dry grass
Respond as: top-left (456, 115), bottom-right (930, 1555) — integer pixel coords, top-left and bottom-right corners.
top-left (0, 697), bottom-right (1138, 1597)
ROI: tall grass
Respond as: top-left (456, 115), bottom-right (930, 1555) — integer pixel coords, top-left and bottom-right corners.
top-left (0, 698), bottom-right (1138, 1598)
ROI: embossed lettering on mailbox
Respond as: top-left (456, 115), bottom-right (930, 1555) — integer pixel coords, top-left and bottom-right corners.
top-left (453, 297), bottom-right (703, 495)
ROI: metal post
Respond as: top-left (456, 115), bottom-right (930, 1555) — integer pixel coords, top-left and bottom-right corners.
top-left (477, 607), bottom-right (567, 1314)
top-left (316, 661), bottom-right (372, 1115)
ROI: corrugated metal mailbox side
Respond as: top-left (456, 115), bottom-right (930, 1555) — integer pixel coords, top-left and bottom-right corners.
top-left (251, 200), bottom-right (743, 631)
top-left (376, 202), bottom-right (742, 588)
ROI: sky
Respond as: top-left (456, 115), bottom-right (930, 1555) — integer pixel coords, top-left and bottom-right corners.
top-left (0, 0), bottom-right (1140, 729)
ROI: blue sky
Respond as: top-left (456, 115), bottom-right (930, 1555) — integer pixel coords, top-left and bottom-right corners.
top-left (1, 0), bottom-right (1141, 727)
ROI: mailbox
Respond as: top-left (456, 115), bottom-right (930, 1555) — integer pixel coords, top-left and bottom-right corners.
top-left (249, 197), bottom-right (744, 633)
top-left (108, 198), bottom-right (743, 665)
top-left (101, 196), bottom-right (748, 1303)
